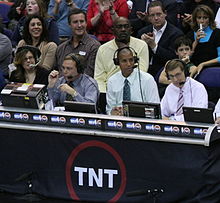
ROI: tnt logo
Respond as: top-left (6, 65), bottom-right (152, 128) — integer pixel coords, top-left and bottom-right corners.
top-left (66, 141), bottom-right (126, 202)
top-left (74, 167), bottom-right (118, 188)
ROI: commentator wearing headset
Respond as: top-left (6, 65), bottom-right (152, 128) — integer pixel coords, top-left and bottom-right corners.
top-left (106, 46), bottom-right (160, 115)
top-left (9, 45), bottom-right (50, 85)
top-left (47, 53), bottom-right (99, 108)
top-left (161, 59), bottom-right (208, 121)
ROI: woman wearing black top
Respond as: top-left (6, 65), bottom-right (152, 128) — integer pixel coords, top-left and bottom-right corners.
top-left (9, 45), bottom-right (50, 85)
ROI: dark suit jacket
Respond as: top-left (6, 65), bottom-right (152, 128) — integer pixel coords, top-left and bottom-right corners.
top-left (137, 22), bottom-right (183, 77)
top-left (129, 0), bottom-right (177, 37)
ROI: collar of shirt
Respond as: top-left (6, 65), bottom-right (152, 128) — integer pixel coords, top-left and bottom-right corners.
top-left (153, 20), bottom-right (167, 44)
top-left (120, 68), bottom-right (138, 85)
top-left (64, 74), bottom-right (83, 87)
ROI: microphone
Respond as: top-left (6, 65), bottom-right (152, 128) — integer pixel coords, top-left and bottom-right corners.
top-left (29, 60), bottom-right (41, 68)
top-left (179, 81), bottom-right (185, 86)
top-left (67, 76), bottom-right (74, 79)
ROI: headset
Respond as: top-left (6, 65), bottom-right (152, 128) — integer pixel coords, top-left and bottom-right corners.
top-left (165, 59), bottom-right (189, 81)
top-left (165, 58), bottom-right (193, 103)
top-left (16, 45), bottom-right (41, 67)
top-left (113, 46), bottom-right (139, 66)
top-left (68, 53), bottom-right (85, 74)
top-left (113, 46), bottom-right (144, 102)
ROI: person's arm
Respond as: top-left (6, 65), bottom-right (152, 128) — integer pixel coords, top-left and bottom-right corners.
top-left (94, 47), bottom-right (107, 93)
top-left (106, 79), bottom-right (117, 115)
top-left (159, 68), bottom-right (171, 85)
top-left (84, 40), bottom-right (101, 77)
top-left (0, 34), bottom-right (12, 61)
top-left (47, 18), bottom-right (60, 45)
top-left (40, 42), bottom-right (57, 70)
top-left (191, 82), bottom-right (208, 108)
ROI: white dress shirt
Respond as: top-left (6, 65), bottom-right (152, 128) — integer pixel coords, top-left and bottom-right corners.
top-left (106, 68), bottom-right (160, 114)
top-left (161, 77), bottom-right (208, 121)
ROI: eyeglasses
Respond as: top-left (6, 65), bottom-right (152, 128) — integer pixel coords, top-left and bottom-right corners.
top-left (24, 56), bottom-right (34, 62)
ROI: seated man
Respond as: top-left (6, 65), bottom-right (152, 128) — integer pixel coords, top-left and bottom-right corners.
top-left (106, 46), bottom-right (160, 115)
top-left (47, 53), bottom-right (99, 109)
top-left (161, 59), bottom-right (208, 121)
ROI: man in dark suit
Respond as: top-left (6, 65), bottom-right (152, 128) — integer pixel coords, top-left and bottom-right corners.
top-left (137, 0), bottom-right (183, 77)
top-left (129, 0), bottom-right (177, 37)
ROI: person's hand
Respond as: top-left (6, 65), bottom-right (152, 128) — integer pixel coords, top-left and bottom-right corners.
top-left (111, 106), bottom-right (123, 116)
top-left (196, 63), bottom-right (205, 74)
top-left (16, 2), bottom-right (23, 15)
top-left (55, 0), bottom-right (62, 4)
top-left (48, 70), bottom-right (59, 88)
top-left (136, 11), bottom-right (148, 21)
top-left (58, 83), bottom-right (76, 96)
top-left (195, 29), bottom-right (206, 41)
top-left (215, 117), bottom-right (220, 125)
top-left (141, 33), bottom-right (156, 49)
top-left (182, 13), bottom-right (192, 27)
top-left (189, 65), bottom-right (198, 78)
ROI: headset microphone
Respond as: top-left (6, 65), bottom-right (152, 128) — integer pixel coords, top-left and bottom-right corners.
top-left (67, 76), bottom-right (74, 79)
top-left (179, 81), bottom-right (185, 86)
top-left (29, 60), bottom-right (41, 68)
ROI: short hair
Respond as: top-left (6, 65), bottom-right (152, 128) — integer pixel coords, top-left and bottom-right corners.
top-left (64, 53), bottom-right (85, 73)
top-left (174, 36), bottom-right (193, 51)
top-left (147, 0), bottom-right (166, 14)
top-left (165, 59), bottom-right (185, 75)
top-left (23, 14), bottom-right (48, 45)
top-left (191, 5), bottom-right (216, 31)
top-left (112, 16), bottom-right (131, 28)
top-left (68, 8), bottom-right (87, 24)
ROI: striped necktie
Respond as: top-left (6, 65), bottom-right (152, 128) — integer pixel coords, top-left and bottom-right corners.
top-left (176, 88), bottom-right (184, 115)
top-left (123, 79), bottom-right (131, 101)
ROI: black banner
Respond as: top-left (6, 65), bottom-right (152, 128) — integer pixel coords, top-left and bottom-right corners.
top-left (0, 127), bottom-right (220, 202)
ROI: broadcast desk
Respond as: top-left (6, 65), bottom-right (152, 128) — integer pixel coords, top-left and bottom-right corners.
top-left (0, 106), bottom-right (219, 203)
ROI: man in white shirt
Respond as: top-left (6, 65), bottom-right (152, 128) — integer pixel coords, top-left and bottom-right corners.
top-left (161, 59), bottom-right (208, 121)
top-left (106, 46), bottom-right (160, 115)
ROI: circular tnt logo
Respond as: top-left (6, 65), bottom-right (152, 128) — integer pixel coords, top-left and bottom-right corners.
top-left (65, 141), bottom-right (126, 202)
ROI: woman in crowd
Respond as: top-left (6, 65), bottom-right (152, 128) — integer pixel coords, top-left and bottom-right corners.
top-left (9, 45), bottom-right (50, 85)
top-left (86, 0), bottom-right (129, 43)
top-left (187, 4), bottom-right (220, 74)
top-left (17, 14), bottom-right (57, 70)
top-left (11, 0), bottom-right (59, 46)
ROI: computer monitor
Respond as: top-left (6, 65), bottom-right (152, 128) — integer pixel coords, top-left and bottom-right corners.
top-left (183, 107), bottom-right (215, 124)
top-left (64, 101), bottom-right (97, 114)
top-left (122, 101), bottom-right (162, 119)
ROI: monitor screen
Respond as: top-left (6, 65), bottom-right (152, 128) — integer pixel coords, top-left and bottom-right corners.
top-left (122, 101), bottom-right (162, 119)
top-left (183, 107), bottom-right (214, 124)
top-left (64, 101), bottom-right (97, 114)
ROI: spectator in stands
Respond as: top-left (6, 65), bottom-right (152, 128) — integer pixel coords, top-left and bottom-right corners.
top-left (48, 0), bottom-right (89, 41)
top-left (47, 53), bottom-right (99, 107)
top-left (187, 4), bottom-right (220, 74)
top-left (182, 0), bottom-right (219, 33)
top-left (17, 15), bottom-right (57, 70)
top-left (7, 0), bottom-right (26, 31)
top-left (139, 0), bottom-right (183, 77)
top-left (86, 0), bottom-right (129, 43)
top-left (161, 59), bottom-right (208, 121)
top-left (9, 45), bottom-right (50, 84)
top-left (158, 36), bottom-right (197, 96)
top-left (0, 22), bottom-right (12, 77)
top-left (128, 0), bottom-right (179, 37)
top-left (12, 0), bottom-right (59, 47)
top-left (106, 46), bottom-right (159, 115)
top-left (54, 8), bottom-right (100, 77)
